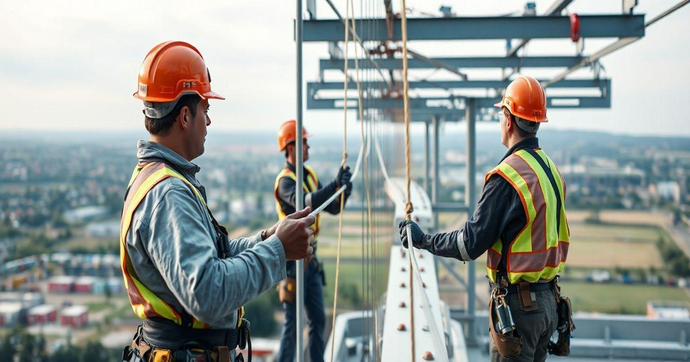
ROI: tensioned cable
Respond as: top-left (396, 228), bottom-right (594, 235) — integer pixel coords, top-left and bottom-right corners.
top-left (350, 1), bottom-right (377, 358)
top-left (315, 0), bottom-right (450, 359)
top-left (398, 0), bottom-right (417, 359)
top-left (324, 0), bottom-right (391, 88)
top-left (328, 0), bottom-right (351, 358)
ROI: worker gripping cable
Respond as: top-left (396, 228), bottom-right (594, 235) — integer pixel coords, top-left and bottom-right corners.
top-left (121, 42), bottom-right (315, 362)
top-left (274, 120), bottom-right (352, 362)
top-left (399, 76), bottom-right (575, 362)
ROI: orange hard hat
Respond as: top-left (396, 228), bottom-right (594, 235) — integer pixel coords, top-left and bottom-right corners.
top-left (277, 120), bottom-right (311, 151)
top-left (134, 41), bottom-right (224, 103)
top-left (494, 75), bottom-right (548, 123)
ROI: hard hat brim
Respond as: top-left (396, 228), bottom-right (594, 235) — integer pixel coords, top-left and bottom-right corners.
top-left (134, 90), bottom-right (225, 102)
top-left (200, 90), bottom-right (225, 101)
top-left (279, 132), bottom-right (313, 151)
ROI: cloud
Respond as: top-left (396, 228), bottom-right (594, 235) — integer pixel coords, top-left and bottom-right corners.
top-left (0, 0), bottom-right (688, 136)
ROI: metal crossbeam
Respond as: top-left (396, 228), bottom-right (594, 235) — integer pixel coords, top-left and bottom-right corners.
top-left (320, 56), bottom-right (585, 70)
top-left (303, 15), bottom-right (644, 42)
top-left (507, 0), bottom-right (575, 57)
top-left (307, 95), bottom-right (610, 112)
top-left (309, 78), bottom-right (609, 90)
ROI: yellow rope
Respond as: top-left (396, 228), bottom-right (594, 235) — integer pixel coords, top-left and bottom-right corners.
top-left (329, 0), bottom-right (350, 359)
top-left (399, 0), bottom-right (416, 360)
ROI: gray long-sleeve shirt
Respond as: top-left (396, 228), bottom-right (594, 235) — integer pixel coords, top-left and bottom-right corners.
top-left (125, 141), bottom-right (286, 329)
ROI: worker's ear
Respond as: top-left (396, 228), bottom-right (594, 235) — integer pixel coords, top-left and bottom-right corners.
top-left (178, 106), bottom-right (191, 131)
top-left (506, 114), bottom-right (514, 134)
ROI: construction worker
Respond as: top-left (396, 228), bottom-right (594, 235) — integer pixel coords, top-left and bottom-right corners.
top-left (399, 76), bottom-right (571, 362)
top-left (121, 41), bottom-right (316, 362)
top-left (274, 120), bottom-right (352, 362)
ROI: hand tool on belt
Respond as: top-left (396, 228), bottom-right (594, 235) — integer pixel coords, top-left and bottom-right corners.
top-left (548, 278), bottom-right (575, 356)
top-left (122, 318), bottom-right (252, 362)
top-left (488, 286), bottom-right (522, 358)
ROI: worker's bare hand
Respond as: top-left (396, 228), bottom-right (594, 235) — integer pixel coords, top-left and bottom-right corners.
top-left (276, 207), bottom-right (316, 260)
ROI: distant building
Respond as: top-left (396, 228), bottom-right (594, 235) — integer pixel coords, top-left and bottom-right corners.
top-left (650, 181), bottom-right (681, 205)
top-left (0, 303), bottom-right (23, 327)
top-left (27, 304), bottom-right (57, 325)
top-left (74, 276), bottom-right (105, 294)
top-left (86, 220), bottom-right (120, 238)
top-left (107, 277), bottom-right (123, 294)
top-left (0, 292), bottom-right (44, 309)
top-left (64, 206), bottom-right (109, 223)
top-left (48, 276), bottom-right (75, 293)
top-left (647, 301), bottom-right (690, 319)
top-left (60, 305), bottom-right (88, 328)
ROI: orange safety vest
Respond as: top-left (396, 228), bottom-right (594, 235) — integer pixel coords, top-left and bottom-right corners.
top-left (273, 165), bottom-right (321, 240)
top-left (485, 148), bottom-right (570, 284)
top-left (120, 162), bottom-right (243, 329)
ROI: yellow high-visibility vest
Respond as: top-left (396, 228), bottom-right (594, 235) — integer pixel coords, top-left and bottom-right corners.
top-left (273, 165), bottom-right (321, 240)
top-left (485, 148), bottom-right (570, 284)
top-left (120, 162), bottom-right (244, 329)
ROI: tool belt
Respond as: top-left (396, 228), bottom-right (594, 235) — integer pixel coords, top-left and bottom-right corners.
top-left (122, 318), bottom-right (252, 362)
top-left (489, 276), bottom-right (574, 358)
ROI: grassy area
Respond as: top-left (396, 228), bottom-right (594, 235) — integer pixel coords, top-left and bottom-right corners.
top-left (569, 223), bottom-right (660, 242)
top-left (85, 301), bottom-right (116, 313)
top-left (562, 282), bottom-right (690, 315)
top-left (322, 262), bottom-right (389, 309)
top-left (567, 240), bottom-right (664, 269)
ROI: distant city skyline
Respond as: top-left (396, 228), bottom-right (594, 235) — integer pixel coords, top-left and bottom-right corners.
top-left (0, 0), bottom-right (688, 136)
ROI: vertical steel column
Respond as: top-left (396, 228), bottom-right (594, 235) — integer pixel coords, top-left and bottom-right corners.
top-left (432, 116), bottom-right (440, 231)
top-left (295, 1), bottom-right (305, 361)
top-left (465, 98), bottom-right (477, 343)
top-left (424, 120), bottom-right (431, 196)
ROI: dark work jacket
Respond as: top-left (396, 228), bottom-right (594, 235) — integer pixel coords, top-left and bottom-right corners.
top-left (276, 162), bottom-right (347, 216)
top-left (431, 138), bottom-right (546, 276)
top-left (276, 161), bottom-right (348, 278)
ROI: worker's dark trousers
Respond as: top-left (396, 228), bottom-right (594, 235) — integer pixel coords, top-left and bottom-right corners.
top-left (278, 258), bottom-right (326, 362)
top-left (489, 288), bottom-right (558, 362)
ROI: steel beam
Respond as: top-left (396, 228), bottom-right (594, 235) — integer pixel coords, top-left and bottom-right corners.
top-left (295, 0), bottom-right (305, 360)
top-left (309, 78), bottom-right (608, 90)
top-left (308, 95), bottom-right (610, 111)
top-left (303, 15), bottom-right (645, 42)
top-left (543, 38), bottom-right (638, 87)
top-left (424, 121), bottom-right (430, 194)
top-left (432, 117), bottom-right (440, 231)
top-left (507, 0), bottom-right (575, 57)
top-left (465, 98), bottom-right (477, 345)
top-left (319, 56), bottom-right (586, 70)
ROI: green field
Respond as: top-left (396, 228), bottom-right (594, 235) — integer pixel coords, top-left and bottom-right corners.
top-left (562, 282), bottom-right (690, 315)
top-left (302, 262), bottom-right (389, 311)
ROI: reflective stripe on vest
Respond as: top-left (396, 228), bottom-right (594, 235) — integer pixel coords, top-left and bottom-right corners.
top-left (120, 162), bottom-right (243, 329)
top-left (273, 165), bottom-right (321, 240)
top-left (484, 149), bottom-right (570, 284)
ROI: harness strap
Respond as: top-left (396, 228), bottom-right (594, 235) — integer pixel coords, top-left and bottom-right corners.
top-left (523, 148), bottom-right (562, 237)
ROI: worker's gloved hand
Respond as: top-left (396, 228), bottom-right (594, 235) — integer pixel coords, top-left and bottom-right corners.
top-left (398, 220), bottom-right (426, 249)
top-left (276, 207), bottom-right (316, 261)
top-left (344, 181), bottom-right (353, 197)
top-left (335, 166), bottom-right (352, 188)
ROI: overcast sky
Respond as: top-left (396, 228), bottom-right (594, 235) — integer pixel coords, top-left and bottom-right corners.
top-left (0, 0), bottom-right (688, 137)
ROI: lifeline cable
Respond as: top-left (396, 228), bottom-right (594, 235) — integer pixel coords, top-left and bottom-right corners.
top-left (349, 2), bottom-right (378, 356)
top-left (399, 0), bottom-right (417, 359)
top-left (328, 0), bottom-right (351, 358)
